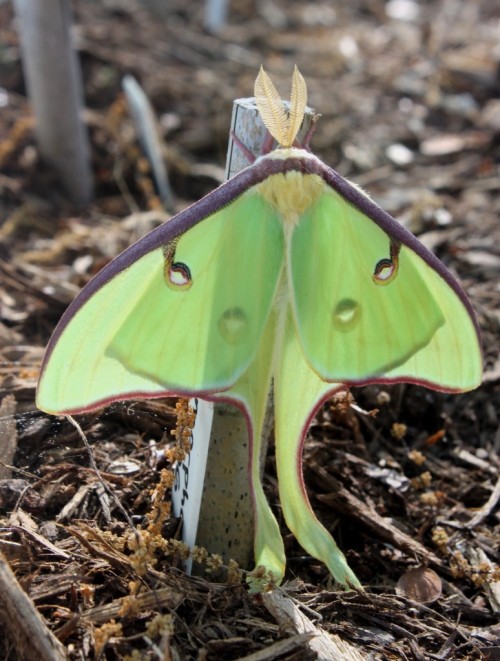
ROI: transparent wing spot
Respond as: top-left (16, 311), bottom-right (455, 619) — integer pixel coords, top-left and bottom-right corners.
top-left (332, 298), bottom-right (361, 332)
top-left (373, 238), bottom-right (401, 286)
top-left (218, 307), bottom-right (248, 344)
top-left (163, 241), bottom-right (192, 291)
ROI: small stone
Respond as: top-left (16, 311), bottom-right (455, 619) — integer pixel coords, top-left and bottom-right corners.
top-left (386, 143), bottom-right (414, 166)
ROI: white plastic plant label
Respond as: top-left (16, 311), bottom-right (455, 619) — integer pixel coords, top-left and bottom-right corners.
top-left (171, 398), bottom-right (214, 574)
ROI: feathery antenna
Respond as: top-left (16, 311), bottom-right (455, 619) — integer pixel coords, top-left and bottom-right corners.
top-left (254, 66), bottom-right (307, 148)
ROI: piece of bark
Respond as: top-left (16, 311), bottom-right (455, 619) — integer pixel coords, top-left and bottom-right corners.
top-left (263, 590), bottom-right (365, 661)
top-left (0, 551), bottom-right (68, 660)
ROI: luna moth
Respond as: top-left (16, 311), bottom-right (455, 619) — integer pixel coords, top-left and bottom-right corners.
top-left (37, 67), bottom-right (482, 589)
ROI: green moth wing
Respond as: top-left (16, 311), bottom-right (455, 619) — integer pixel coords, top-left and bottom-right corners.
top-left (36, 188), bottom-right (284, 414)
top-left (290, 185), bottom-right (482, 391)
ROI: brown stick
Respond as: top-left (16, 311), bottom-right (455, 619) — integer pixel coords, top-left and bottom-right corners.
top-left (0, 552), bottom-right (68, 660)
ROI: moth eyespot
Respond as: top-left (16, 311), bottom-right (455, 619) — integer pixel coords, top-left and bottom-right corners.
top-left (218, 307), bottom-right (248, 344)
top-left (163, 240), bottom-right (192, 290)
top-left (166, 262), bottom-right (192, 290)
top-left (373, 258), bottom-right (398, 285)
top-left (333, 298), bottom-right (360, 331)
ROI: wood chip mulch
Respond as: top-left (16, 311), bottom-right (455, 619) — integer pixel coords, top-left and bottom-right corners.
top-left (0, 1), bottom-right (499, 659)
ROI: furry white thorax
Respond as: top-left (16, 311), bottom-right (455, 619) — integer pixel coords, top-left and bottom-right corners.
top-left (254, 147), bottom-right (318, 163)
top-left (254, 150), bottom-right (325, 231)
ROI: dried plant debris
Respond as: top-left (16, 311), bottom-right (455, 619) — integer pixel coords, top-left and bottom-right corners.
top-left (0, 0), bottom-right (499, 658)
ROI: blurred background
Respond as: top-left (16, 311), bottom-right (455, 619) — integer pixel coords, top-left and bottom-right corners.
top-left (1, 1), bottom-right (498, 218)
